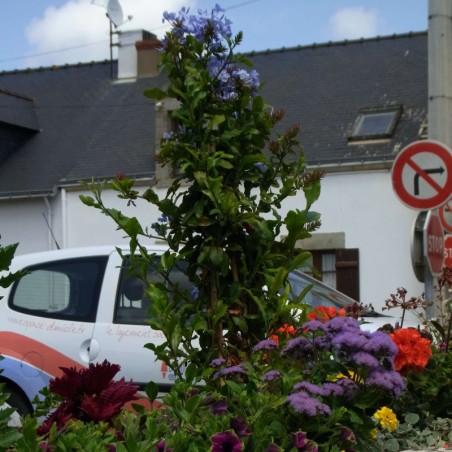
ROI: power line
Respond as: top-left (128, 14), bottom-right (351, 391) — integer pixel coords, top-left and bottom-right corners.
top-left (0, 0), bottom-right (264, 66)
top-left (0, 39), bottom-right (109, 64)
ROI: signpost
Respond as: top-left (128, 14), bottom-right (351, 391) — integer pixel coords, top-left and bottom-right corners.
top-left (392, 140), bottom-right (452, 210)
top-left (424, 211), bottom-right (445, 276)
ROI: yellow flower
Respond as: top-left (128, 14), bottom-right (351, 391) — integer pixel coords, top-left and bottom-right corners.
top-left (370, 428), bottom-right (378, 440)
top-left (374, 406), bottom-right (398, 432)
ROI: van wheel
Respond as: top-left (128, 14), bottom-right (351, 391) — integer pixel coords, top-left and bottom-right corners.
top-left (3, 385), bottom-right (33, 417)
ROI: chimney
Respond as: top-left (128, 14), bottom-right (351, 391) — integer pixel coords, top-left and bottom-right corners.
top-left (117, 30), bottom-right (161, 79)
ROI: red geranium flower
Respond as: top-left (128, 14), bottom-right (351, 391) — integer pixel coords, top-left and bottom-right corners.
top-left (307, 306), bottom-right (346, 323)
top-left (390, 328), bottom-right (432, 376)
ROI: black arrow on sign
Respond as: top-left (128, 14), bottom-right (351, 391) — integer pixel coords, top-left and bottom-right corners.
top-left (413, 166), bottom-right (445, 195)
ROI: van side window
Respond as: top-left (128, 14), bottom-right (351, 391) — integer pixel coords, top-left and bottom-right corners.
top-left (9, 257), bottom-right (108, 322)
top-left (115, 259), bottom-right (191, 325)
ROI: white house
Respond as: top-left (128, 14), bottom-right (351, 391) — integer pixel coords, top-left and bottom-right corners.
top-left (0, 30), bottom-right (430, 318)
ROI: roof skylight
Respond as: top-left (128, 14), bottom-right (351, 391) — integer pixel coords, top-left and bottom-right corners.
top-left (349, 107), bottom-right (402, 141)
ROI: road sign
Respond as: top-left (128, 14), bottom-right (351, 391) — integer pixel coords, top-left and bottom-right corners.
top-left (439, 199), bottom-right (452, 233)
top-left (424, 211), bottom-right (445, 276)
top-left (445, 235), bottom-right (452, 268)
top-left (392, 140), bottom-right (452, 210)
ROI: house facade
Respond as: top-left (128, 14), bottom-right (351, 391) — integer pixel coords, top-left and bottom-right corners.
top-left (0, 31), bottom-right (429, 317)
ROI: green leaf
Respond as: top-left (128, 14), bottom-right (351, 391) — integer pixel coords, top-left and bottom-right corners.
top-left (404, 412), bottom-right (420, 425)
top-left (79, 194), bottom-right (96, 207)
top-left (145, 381), bottom-right (159, 402)
top-left (144, 87), bottom-right (167, 100)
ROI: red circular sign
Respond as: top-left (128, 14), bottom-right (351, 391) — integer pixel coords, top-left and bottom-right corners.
top-left (445, 235), bottom-right (452, 268)
top-left (392, 140), bottom-right (452, 210)
top-left (424, 212), bottom-right (445, 275)
top-left (439, 199), bottom-right (452, 233)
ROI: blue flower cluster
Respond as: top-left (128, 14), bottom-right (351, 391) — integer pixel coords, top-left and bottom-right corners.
top-left (208, 58), bottom-right (260, 99)
top-left (163, 4), bottom-right (260, 101)
top-left (163, 4), bottom-right (232, 49)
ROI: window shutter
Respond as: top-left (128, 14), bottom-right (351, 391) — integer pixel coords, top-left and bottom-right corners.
top-left (335, 248), bottom-right (359, 302)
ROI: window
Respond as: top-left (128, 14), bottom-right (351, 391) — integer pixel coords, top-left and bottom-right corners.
top-left (307, 249), bottom-right (360, 302)
top-left (349, 107), bottom-right (401, 141)
top-left (114, 258), bottom-right (191, 325)
top-left (9, 257), bottom-right (108, 322)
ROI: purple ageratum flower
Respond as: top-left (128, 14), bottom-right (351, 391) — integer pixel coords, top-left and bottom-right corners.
top-left (210, 357), bottom-right (226, 368)
top-left (334, 378), bottom-right (359, 400)
top-left (319, 382), bottom-right (344, 397)
top-left (326, 316), bottom-right (361, 336)
top-left (262, 370), bottom-right (282, 382)
top-left (291, 431), bottom-right (309, 448)
top-left (230, 416), bottom-right (250, 437)
top-left (210, 399), bottom-right (228, 415)
top-left (350, 351), bottom-right (380, 368)
top-left (331, 331), bottom-right (369, 352)
top-left (281, 337), bottom-right (313, 358)
top-left (213, 365), bottom-right (246, 380)
top-left (293, 381), bottom-right (327, 397)
top-left (211, 431), bottom-right (243, 452)
top-left (363, 331), bottom-right (399, 358)
top-left (287, 391), bottom-right (331, 416)
top-left (365, 368), bottom-right (405, 397)
top-left (300, 320), bottom-right (326, 333)
top-left (252, 338), bottom-right (279, 352)
top-left (313, 335), bottom-right (331, 351)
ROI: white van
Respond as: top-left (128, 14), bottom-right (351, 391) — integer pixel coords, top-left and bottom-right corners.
top-left (0, 245), bottom-right (394, 415)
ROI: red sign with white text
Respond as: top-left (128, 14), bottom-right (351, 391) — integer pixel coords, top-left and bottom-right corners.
top-left (424, 211), bottom-right (445, 275)
top-left (445, 235), bottom-right (452, 268)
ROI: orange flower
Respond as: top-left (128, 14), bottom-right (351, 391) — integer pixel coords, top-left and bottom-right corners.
top-left (390, 328), bottom-right (432, 376)
top-left (307, 306), bottom-right (346, 323)
top-left (269, 324), bottom-right (296, 343)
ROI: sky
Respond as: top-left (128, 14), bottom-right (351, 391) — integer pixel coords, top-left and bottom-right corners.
top-left (0, 0), bottom-right (428, 72)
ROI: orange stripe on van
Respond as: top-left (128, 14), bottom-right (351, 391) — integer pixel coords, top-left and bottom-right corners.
top-left (0, 331), bottom-right (84, 377)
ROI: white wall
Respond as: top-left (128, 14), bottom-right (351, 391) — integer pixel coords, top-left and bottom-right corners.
top-left (2, 170), bottom-right (425, 322)
top-left (279, 169), bottom-right (424, 320)
top-left (64, 188), bottom-right (162, 249)
top-left (0, 198), bottom-right (54, 255)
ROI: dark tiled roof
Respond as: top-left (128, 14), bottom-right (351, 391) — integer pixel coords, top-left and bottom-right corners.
top-left (0, 88), bottom-right (40, 131)
top-left (0, 61), bottom-right (159, 196)
top-left (0, 32), bottom-right (427, 196)
top-left (249, 32), bottom-right (427, 166)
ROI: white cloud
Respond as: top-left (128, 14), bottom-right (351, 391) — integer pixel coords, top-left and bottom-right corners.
top-left (330, 7), bottom-right (379, 41)
top-left (24, 0), bottom-right (189, 68)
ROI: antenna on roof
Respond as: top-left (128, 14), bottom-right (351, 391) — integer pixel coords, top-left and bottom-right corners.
top-left (92, 0), bottom-right (133, 78)
top-left (107, 0), bottom-right (124, 27)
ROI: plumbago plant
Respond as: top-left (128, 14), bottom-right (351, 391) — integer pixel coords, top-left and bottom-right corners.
top-left (74, 5), bottom-right (413, 451)
top-left (83, 4), bottom-right (321, 378)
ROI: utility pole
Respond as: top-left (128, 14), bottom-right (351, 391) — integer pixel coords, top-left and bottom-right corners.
top-left (426, 0), bottom-right (452, 317)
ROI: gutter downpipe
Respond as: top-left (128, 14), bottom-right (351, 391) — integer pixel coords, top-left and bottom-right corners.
top-left (43, 196), bottom-right (54, 251)
top-left (61, 188), bottom-right (68, 249)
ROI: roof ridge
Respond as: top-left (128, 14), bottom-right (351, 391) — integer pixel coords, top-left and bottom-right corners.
top-left (0, 59), bottom-right (112, 76)
top-left (244, 30), bottom-right (428, 56)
